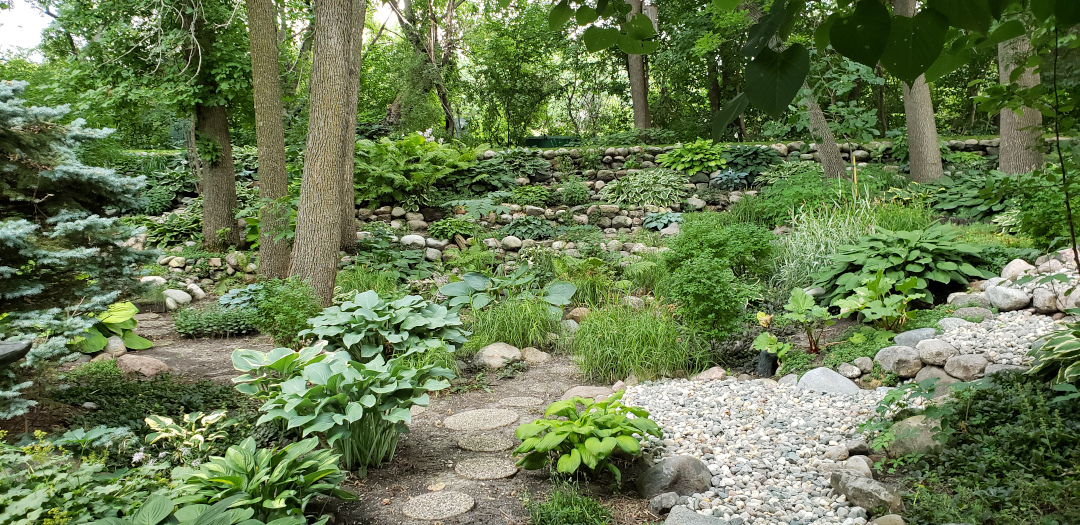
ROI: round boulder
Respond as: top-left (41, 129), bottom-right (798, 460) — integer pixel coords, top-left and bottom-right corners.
top-left (874, 346), bottom-right (923, 377)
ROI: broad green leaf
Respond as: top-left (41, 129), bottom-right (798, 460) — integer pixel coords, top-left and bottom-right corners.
top-left (880, 9), bottom-right (949, 84)
top-left (575, 6), bottom-right (599, 25)
top-left (100, 301), bottom-right (139, 324)
top-left (829, 0), bottom-right (891, 67)
top-left (743, 0), bottom-right (788, 57)
top-left (122, 331), bottom-right (154, 350)
top-left (712, 93), bottom-right (749, 139)
top-left (616, 34), bottom-right (660, 55)
top-left (462, 272), bottom-right (491, 291)
top-left (614, 435), bottom-right (641, 454)
top-left (516, 422), bottom-right (546, 439)
top-left (745, 44), bottom-right (810, 118)
top-left (535, 431), bottom-right (569, 452)
top-left (549, 0), bottom-right (573, 31)
top-left (133, 494), bottom-right (175, 525)
top-left (928, 0), bottom-right (991, 33)
top-left (556, 448), bottom-right (582, 473)
top-left (582, 26), bottom-right (621, 52)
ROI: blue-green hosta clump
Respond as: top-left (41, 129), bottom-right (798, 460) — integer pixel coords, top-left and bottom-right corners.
top-left (299, 291), bottom-right (468, 363)
top-left (235, 345), bottom-right (454, 474)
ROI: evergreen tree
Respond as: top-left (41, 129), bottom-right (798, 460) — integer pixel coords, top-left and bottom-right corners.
top-left (0, 80), bottom-right (152, 417)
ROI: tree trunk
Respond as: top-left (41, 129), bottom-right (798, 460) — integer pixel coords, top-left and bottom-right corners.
top-left (708, 58), bottom-right (722, 141)
top-left (290, 0), bottom-right (350, 306)
top-left (895, 0), bottom-right (943, 183)
top-left (802, 87), bottom-right (846, 178)
top-left (247, 0), bottom-right (291, 278)
top-left (195, 103), bottom-right (239, 251)
top-left (340, 0), bottom-right (367, 250)
top-left (626, 0), bottom-right (651, 129)
top-left (998, 35), bottom-right (1044, 174)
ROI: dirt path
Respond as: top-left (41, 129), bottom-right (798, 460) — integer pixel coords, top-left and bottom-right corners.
top-left (128, 313), bottom-right (654, 525)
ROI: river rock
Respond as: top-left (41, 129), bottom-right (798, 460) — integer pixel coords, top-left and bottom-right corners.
top-left (473, 342), bottom-right (522, 369)
top-left (944, 354), bottom-right (989, 381)
top-left (636, 455), bottom-right (713, 499)
top-left (796, 367), bottom-right (861, 395)
top-left (915, 339), bottom-right (958, 366)
top-left (875, 346), bottom-right (923, 377)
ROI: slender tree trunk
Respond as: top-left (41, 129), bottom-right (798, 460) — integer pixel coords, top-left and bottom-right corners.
top-left (802, 87), bottom-right (846, 178)
top-left (290, 0), bottom-right (350, 305)
top-left (340, 0), bottom-right (367, 250)
top-left (195, 103), bottom-right (239, 251)
top-left (895, 0), bottom-right (943, 183)
top-left (626, 0), bottom-right (651, 129)
top-left (247, 0), bottom-right (291, 278)
top-left (708, 59), bottom-right (723, 141)
top-left (998, 35), bottom-right (1044, 174)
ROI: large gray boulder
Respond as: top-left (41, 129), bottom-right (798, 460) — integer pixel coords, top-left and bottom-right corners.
top-left (1033, 287), bottom-right (1059, 314)
top-left (399, 234), bottom-right (426, 249)
top-left (944, 354), bottom-right (989, 381)
top-left (887, 415), bottom-right (941, 458)
top-left (874, 346), bottom-right (923, 377)
top-left (0, 340), bottom-right (32, 366)
top-left (663, 506), bottom-right (726, 525)
top-left (894, 328), bottom-right (937, 348)
top-left (915, 339), bottom-right (958, 366)
top-left (1001, 258), bottom-right (1035, 280)
top-left (796, 367), bottom-right (861, 395)
top-left (946, 292), bottom-right (991, 309)
top-left (830, 471), bottom-right (905, 514)
top-left (985, 363), bottom-right (1028, 376)
top-left (986, 285), bottom-right (1031, 311)
top-left (914, 366), bottom-right (959, 397)
top-left (636, 456), bottom-right (713, 499)
top-left (472, 342), bottom-right (522, 369)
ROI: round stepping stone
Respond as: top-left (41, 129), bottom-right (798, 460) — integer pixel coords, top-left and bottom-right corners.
top-left (455, 456), bottom-right (519, 480)
top-left (401, 491), bottom-right (474, 520)
top-left (457, 434), bottom-right (515, 452)
top-left (498, 396), bottom-right (544, 408)
top-left (443, 408), bottom-right (519, 431)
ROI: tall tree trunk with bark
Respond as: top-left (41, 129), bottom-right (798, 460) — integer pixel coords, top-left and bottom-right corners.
top-left (802, 87), bottom-right (846, 178)
top-left (246, 0), bottom-right (291, 277)
top-left (894, 0), bottom-right (943, 183)
top-left (340, 0), bottom-right (367, 250)
top-left (626, 0), bottom-right (651, 129)
top-left (998, 35), bottom-right (1044, 174)
top-left (290, 0), bottom-right (350, 305)
top-left (195, 103), bottom-right (240, 251)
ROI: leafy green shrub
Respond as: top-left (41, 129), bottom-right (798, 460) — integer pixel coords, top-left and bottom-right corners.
top-left (73, 301), bottom-right (153, 353)
top-left (218, 284), bottom-right (263, 310)
top-left (300, 290), bottom-right (468, 363)
top-left (578, 128), bottom-right (677, 146)
top-left (174, 305), bottom-right (259, 338)
top-left (141, 209), bottom-right (202, 246)
top-left (756, 160), bottom-right (823, 186)
top-left (450, 148), bottom-right (549, 196)
top-left (557, 174), bottom-right (591, 206)
top-left (834, 272), bottom-right (925, 331)
top-left (1013, 176), bottom-right (1080, 250)
top-left (353, 133), bottom-right (480, 207)
top-left (721, 145), bottom-right (781, 178)
top-left (244, 347), bottom-right (453, 474)
top-left (570, 303), bottom-right (710, 382)
top-left (663, 256), bottom-right (761, 336)
top-left (514, 392), bottom-right (662, 482)
top-left (553, 256), bottom-right (617, 307)
top-left (655, 139), bottom-right (726, 175)
top-left (173, 437), bottom-right (355, 521)
top-left (461, 296), bottom-right (560, 357)
top-left (813, 224), bottom-right (993, 304)
top-left (252, 279), bottom-right (323, 349)
top-left (503, 216), bottom-right (556, 240)
top-left (353, 227), bottom-right (437, 281)
top-left (142, 185), bottom-right (177, 215)
top-left (930, 170), bottom-right (1013, 220)
top-left (438, 266), bottom-right (576, 312)
top-left (527, 483), bottom-right (612, 525)
top-left (745, 169), bottom-right (833, 227)
top-left (429, 216), bottom-right (476, 240)
top-left (643, 211), bottom-right (681, 230)
top-left (621, 253), bottom-right (668, 295)
top-left (507, 185), bottom-right (554, 207)
top-left (599, 168), bottom-right (686, 207)
top-left (442, 242), bottom-right (499, 274)
top-left (333, 265), bottom-right (400, 304)
top-left (664, 213), bottom-right (773, 280)
top-left (778, 288), bottom-right (835, 354)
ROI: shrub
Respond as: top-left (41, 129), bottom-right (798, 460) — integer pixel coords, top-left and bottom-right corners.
top-left (353, 227), bottom-right (437, 281)
top-left (813, 223), bottom-right (994, 304)
top-left (300, 290), bottom-right (468, 363)
top-left (218, 283), bottom-right (263, 310)
top-left (353, 133), bottom-right (480, 207)
top-left (507, 185), bottom-right (554, 207)
top-left (173, 437), bottom-right (355, 521)
top-left (174, 304), bottom-right (259, 338)
top-left (747, 169), bottom-right (833, 227)
top-left (503, 216), bottom-right (556, 240)
top-left (834, 271), bottom-right (925, 331)
top-left (144, 409), bottom-right (236, 464)
top-left (554, 257), bottom-right (618, 307)
top-left (514, 391), bottom-right (661, 482)
top-left (709, 169), bottom-right (751, 190)
top-left (451, 148), bottom-right (549, 196)
top-left (461, 296), bottom-right (561, 357)
top-left (599, 168), bottom-right (687, 207)
top-left (756, 160), bottom-right (823, 186)
top-left (557, 174), bottom-right (591, 206)
top-left (429, 216), bottom-right (476, 240)
top-left (663, 256), bottom-right (761, 337)
top-left (930, 170), bottom-right (1013, 220)
top-left (253, 278), bottom-right (322, 348)
top-left (527, 483), bottom-right (612, 525)
top-left (621, 253), bottom-right (668, 295)
top-left (243, 346), bottom-right (454, 474)
top-left (655, 139), bottom-right (726, 175)
top-left (570, 303), bottom-right (710, 382)
top-left (664, 213), bottom-right (773, 281)
top-left (721, 145), bottom-right (781, 178)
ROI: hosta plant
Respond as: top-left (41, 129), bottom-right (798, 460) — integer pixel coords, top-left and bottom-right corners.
top-left (232, 345), bottom-right (328, 402)
top-left (513, 391), bottom-right (661, 483)
top-left (833, 271), bottom-right (925, 331)
top-left (438, 265), bottom-right (576, 314)
top-left (145, 410), bottom-right (237, 464)
top-left (1028, 315), bottom-right (1080, 385)
top-left (172, 437), bottom-right (355, 521)
top-left (813, 224), bottom-right (993, 303)
top-left (73, 301), bottom-right (153, 353)
top-left (642, 212), bottom-right (681, 231)
top-left (299, 291), bottom-right (468, 363)
top-left (655, 139), bottom-right (726, 175)
top-left (94, 494), bottom-right (308, 525)
top-left (599, 168), bottom-right (687, 208)
top-left (245, 346), bottom-right (454, 474)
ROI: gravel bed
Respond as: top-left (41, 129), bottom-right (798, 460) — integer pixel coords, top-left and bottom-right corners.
top-left (937, 310), bottom-right (1064, 366)
top-left (625, 378), bottom-right (885, 525)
